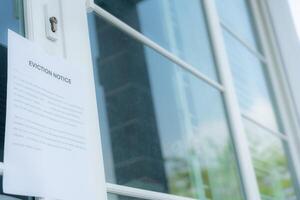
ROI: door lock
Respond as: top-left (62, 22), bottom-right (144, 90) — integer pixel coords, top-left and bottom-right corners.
top-left (44, 2), bottom-right (62, 47)
top-left (45, 3), bottom-right (59, 42)
top-left (49, 16), bottom-right (58, 33)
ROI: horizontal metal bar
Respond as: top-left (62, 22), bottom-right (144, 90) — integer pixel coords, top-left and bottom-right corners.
top-left (242, 113), bottom-right (288, 140)
top-left (107, 183), bottom-right (197, 200)
top-left (0, 165), bottom-right (196, 200)
top-left (90, 3), bottom-right (224, 92)
top-left (220, 22), bottom-right (267, 63)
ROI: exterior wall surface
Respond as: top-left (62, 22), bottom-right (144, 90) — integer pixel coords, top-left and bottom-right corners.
top-left (267, 0), bottom-right (300, 124)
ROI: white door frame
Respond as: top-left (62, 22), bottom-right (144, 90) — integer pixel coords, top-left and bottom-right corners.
top-left (22, 0), bottom-right (107, 199)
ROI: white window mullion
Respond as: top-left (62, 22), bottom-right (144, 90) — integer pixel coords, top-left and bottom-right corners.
top-left (202, 0), bottom-right (261, 200)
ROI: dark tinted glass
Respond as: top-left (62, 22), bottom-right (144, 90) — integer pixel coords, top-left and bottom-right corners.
top-left (88, 12), bottom-right (244, 200)
top-left (0, 0), bottom-right (25, 161)
top-left (95, 0), bottom-right (219, 81)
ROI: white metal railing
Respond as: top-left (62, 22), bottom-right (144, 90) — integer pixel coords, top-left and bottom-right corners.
top-left (242, 113), bottom-right (288, 140)
top-left (220, 22), bottom-right (267, 63)
top-left (88, 2), bottom-right (224, 92)
top-left (106, 183), bottom-right (197, 200)
top-left (202, 0), bottom-right (261, 199)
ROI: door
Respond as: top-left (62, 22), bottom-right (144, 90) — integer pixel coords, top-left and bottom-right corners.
top-left (0, 0), bottom-right (106, 199)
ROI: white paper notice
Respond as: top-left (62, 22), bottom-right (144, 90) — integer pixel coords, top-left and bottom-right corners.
top-left (3, 31), bottom-right (106, 200)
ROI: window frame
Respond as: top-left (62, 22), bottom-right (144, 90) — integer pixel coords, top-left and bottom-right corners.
top-left (2, 0), bottom-right (299, 199)
top-left (253, 0), bottom-right (300, 188)
top-left (212, 0), bottom-right (300, 198)
top-left (86, 0), bottom-right (263, 199)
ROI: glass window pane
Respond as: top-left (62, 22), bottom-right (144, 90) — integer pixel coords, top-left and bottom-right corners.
top-left (215, 0), bottom-right (260, 50)
top-left (244, 119), bottom-right (299, 200)
top-left (0, 0), bottom-right (25, 161)
top-left (0, 0), bottom-right (24, 46)
top-left (223, 31), bottom-right (280, 131)
top-left (88, 13), bottom-right (244, 200)
top-left (215, 0), bottom-right (299, 199)
top-left (94, 0), bottom-right (218, 81)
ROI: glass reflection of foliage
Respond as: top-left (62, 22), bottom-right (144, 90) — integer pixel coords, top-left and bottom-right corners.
top-left (165, 137), bottom-right (243, 200)
top-left (255, 149), bottom-right (295, 200)
top-left (89, 1), bottom-right (244, 199)
top-left (167, 157), bottom-right (195, 197)
top-left (245, 119), bottom-right (297, 200)
top-left (215, 0), bottom-right (299, 199)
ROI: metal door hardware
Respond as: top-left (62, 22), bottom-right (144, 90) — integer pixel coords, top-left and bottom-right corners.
top-left (45, 3), bottom-right (60, 41)
top-left (49, 16), bottom-right (58, 33)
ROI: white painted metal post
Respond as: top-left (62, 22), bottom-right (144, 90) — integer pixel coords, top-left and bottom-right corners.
top-left (202, 0), bottom-right (261, 200)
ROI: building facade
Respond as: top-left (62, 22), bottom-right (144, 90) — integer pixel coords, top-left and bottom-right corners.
top-left (0, 0), bottom-right (300, 200)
